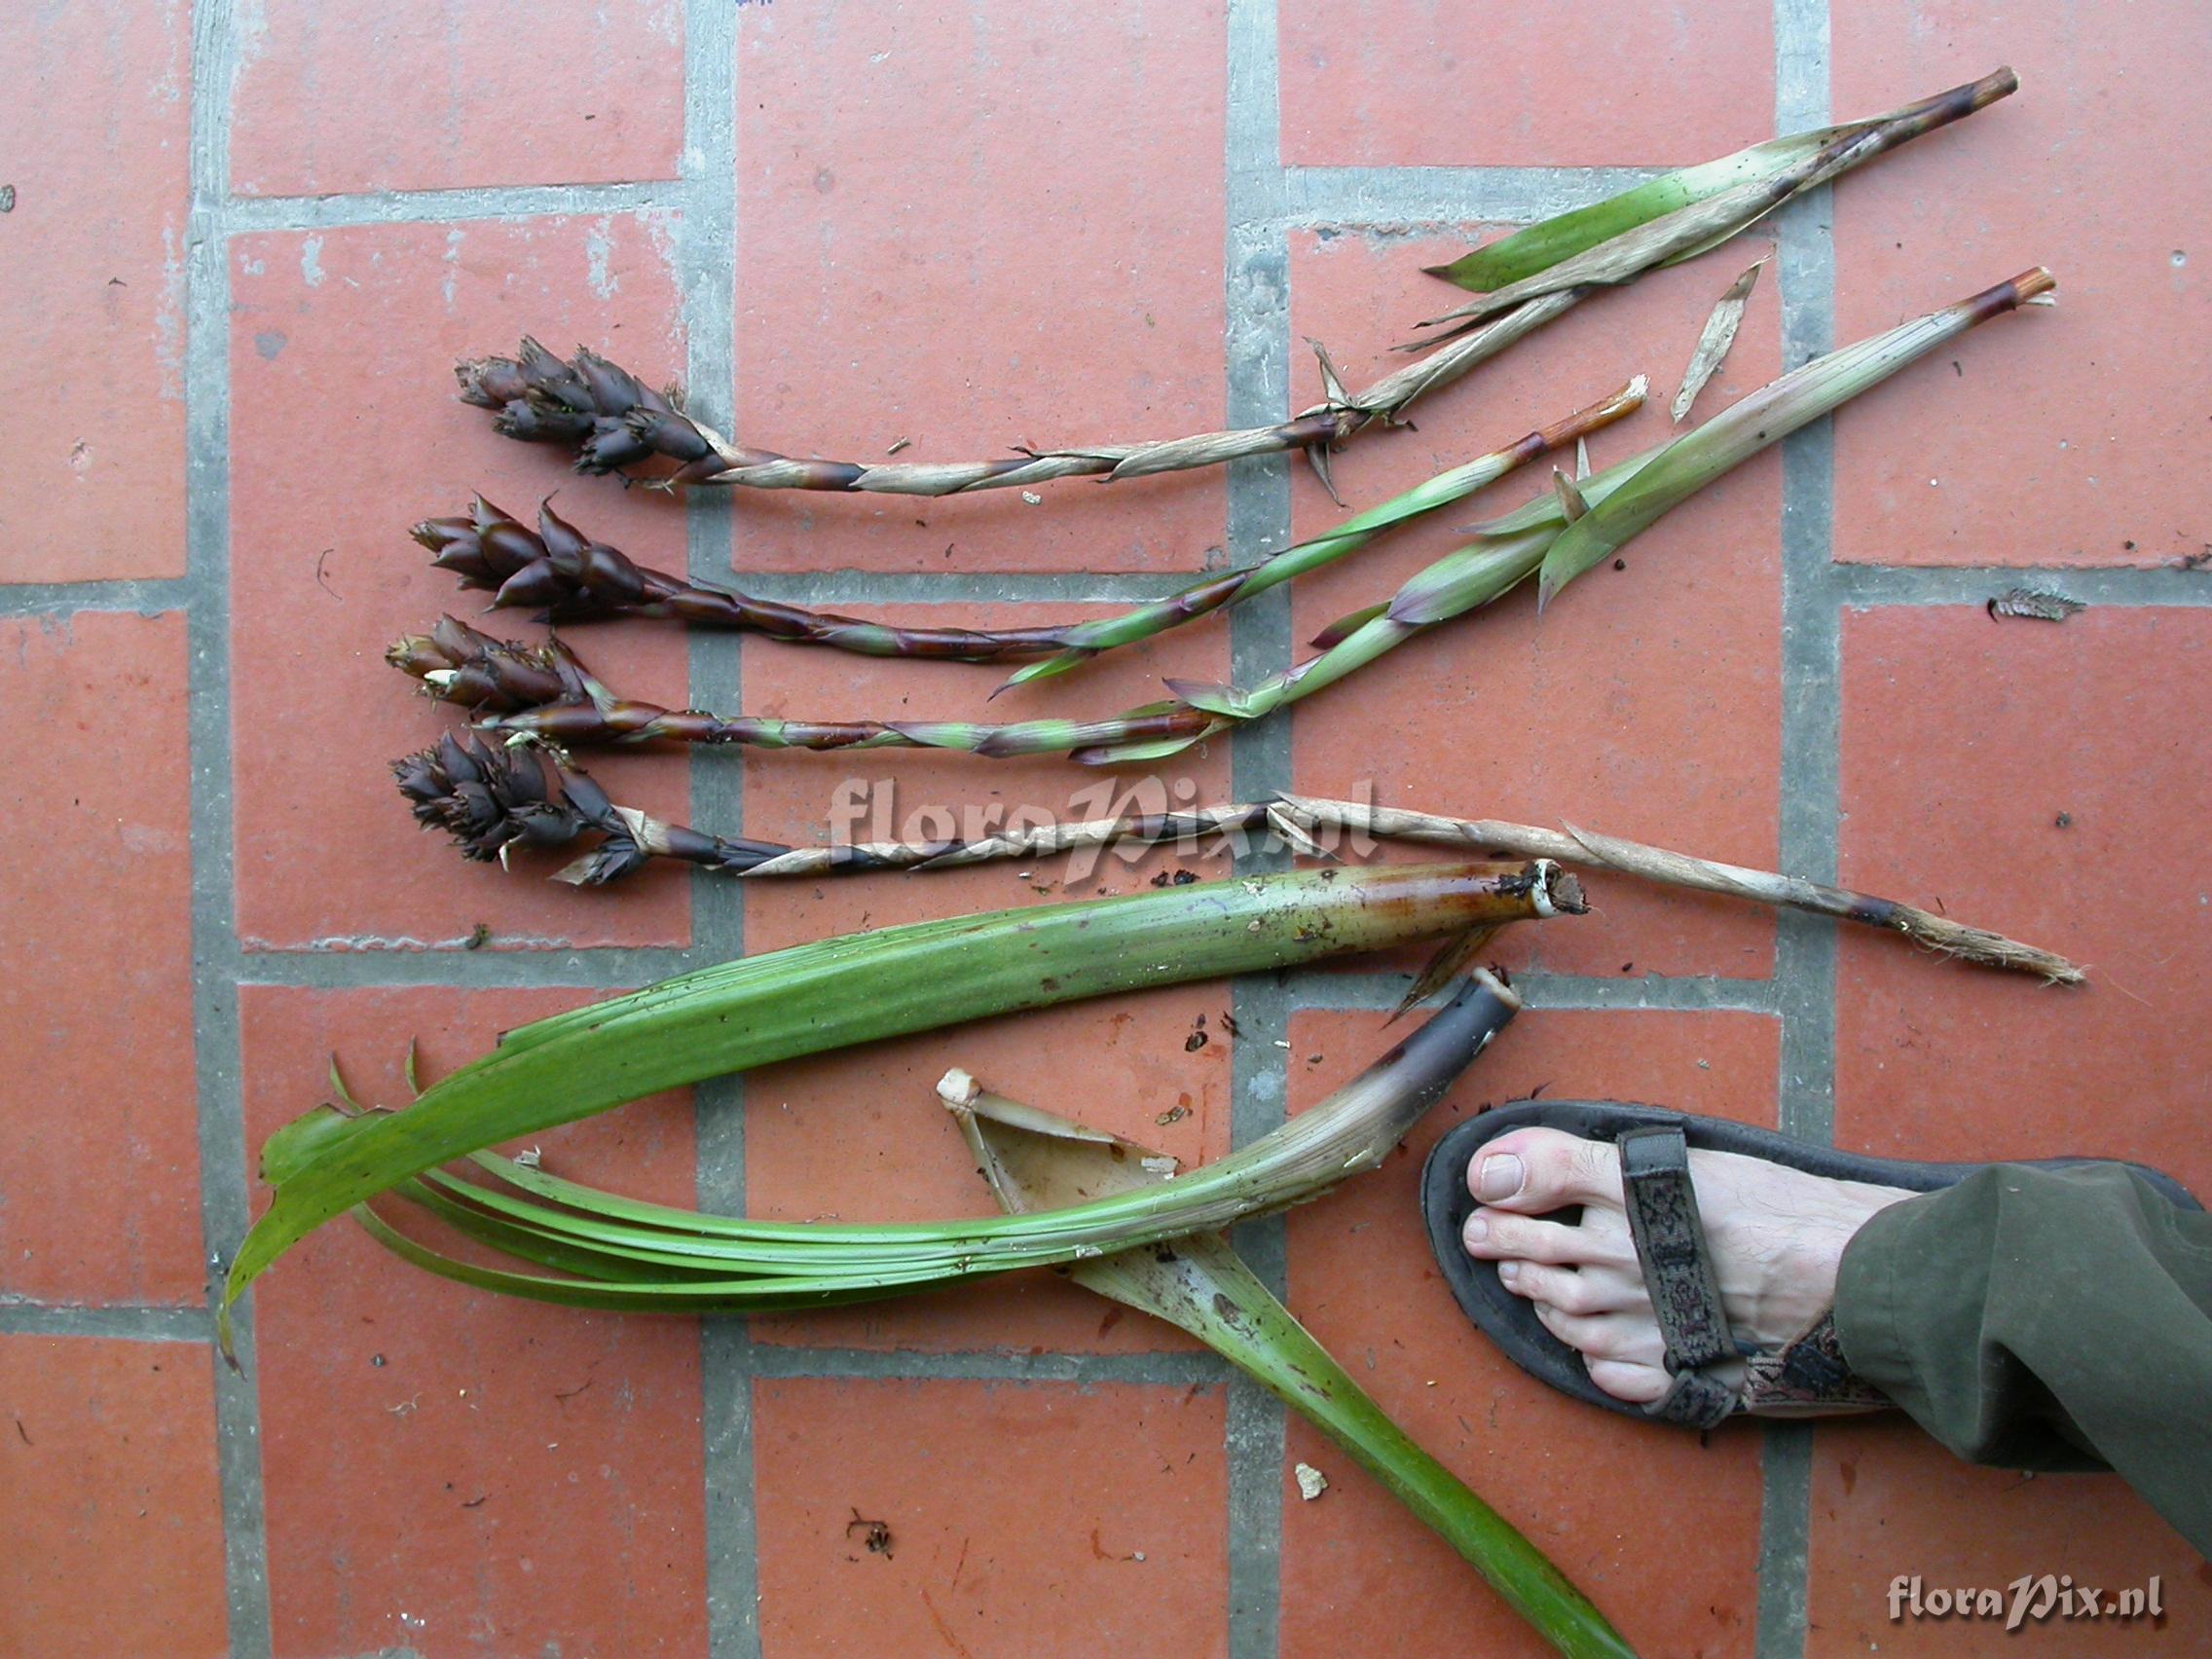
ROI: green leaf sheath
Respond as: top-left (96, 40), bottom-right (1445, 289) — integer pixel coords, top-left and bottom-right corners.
top-left (1424, 67), bottom-right (2015, 293)
top-left (997, 378), bottom-right (1645, 686)
top-left (221, 863), bottom-right (1555, 1344)
top-left (1082, 1239), bottom-right (1637, 1659)
top-left (1536, 267), bottom-right (2054, 606)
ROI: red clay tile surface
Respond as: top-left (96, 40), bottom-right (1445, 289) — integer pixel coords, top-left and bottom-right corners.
top-left (753, 1377), bottom-right (1229, 1657)
top-left (1280, 1007), bottom-right (1781, 1659)
top-left (1807, 1419), bottom-right (2212, 1655)
top-left (1, 1333), bottom-right (230, 1659)
top-left (228, 214), bottom-right (693, 950)
top-left (230, 0), bottom-right (685, 197)
top-left (1280, 0), bottom-right (1776, 167)
top-left (744, 992), bottom-right (1231, 1355)
top-left (1287, 229), bottom-right (1783, 980)
top-left (1824, 606), bottom-right (2212, 1636)
top-left (11, 2), bottom-right (2211, 1654)
top-left (1830, 7), bottom-right (2211, 567)
top-left (1, 4), bottom-right (190, 583)
top-left (1835, 608), bottom-right (2212, 1190)
top-left (1, 612), bottom-right (203, 1305)
top-left (732, 1), bottom-right (1230, 574)
top-left (240, 987), bottom-right (709, 1659)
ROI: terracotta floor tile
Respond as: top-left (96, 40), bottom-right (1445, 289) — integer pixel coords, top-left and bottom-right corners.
top-left (745, 991), bottom-right (1230, 1355)
top-left (738, 600), bottom-right (1234, 949)
top-left (1279, 1006), bottom-right (1780, 1659)
top-left (1, 613), bottom-right (203, 1305)
top-left (231, 0), bottom-right (684, 196)
top-left (1287, 229), bottom-right (1782, 980)
top-left (1281, 0), bottom-right (1774, 167)
top-left (1830, 8), bottom-right (2211, 566)
top-left (731, 0), bottom-right (1229, 573)
top-left (0, 1334), bottom-right (229, 1659)
top-left (1807, 1418), bottom-right (2211, 1655)
top-left (228, 214), bottom-right (694, 950)
top-left (754, 1377), bottom-right (1228, 1658)
top-left (240, 986), bottom-right (709, 1659)
top-left (0, 4), bottom-right (188, 582)
top-left (1836, 608), bottom-right (2212, 1194)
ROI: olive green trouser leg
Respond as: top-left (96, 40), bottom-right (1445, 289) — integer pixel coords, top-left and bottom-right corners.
top-left (1833, 1162), bottom-right (2212, 1554)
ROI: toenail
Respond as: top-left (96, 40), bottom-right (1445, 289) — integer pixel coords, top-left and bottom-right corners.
top-left (1463, 1214), bottom-right (1488, 1243)
top-left (1477, 1154), bottom-right (1524, 1201)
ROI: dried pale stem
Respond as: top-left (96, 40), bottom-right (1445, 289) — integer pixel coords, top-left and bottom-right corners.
top-left (401, 731), bottom-right (2082, 982)
top-left (459, 73), bottom-right (2009, 503)
top-left (1271, 795), bottom-right (2083, 984)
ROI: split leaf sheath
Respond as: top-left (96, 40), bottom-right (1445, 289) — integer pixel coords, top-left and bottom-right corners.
top-left (414, 379), bottom-right (1644, 670)
top-left (458, 73), bottom-right (2009, 500)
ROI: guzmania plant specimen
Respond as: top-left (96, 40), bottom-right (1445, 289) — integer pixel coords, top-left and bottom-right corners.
top-left (456, 71), bottom-right (2014, 501)
top-left (416, 381), bottom-right (1644, 666)
top-left (404, 268), bottom-right (2054, 764)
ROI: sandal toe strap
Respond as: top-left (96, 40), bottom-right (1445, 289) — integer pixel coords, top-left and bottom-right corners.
top-left (1617, 1125), bottom-right (1738, 1427)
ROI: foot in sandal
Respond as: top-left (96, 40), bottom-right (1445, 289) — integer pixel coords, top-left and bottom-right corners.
top-left (1462, 1125), bottom-right (1915, 1417)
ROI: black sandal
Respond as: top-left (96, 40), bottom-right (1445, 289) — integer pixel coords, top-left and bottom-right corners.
top-left (1420, 1101), bottom-right (2203, 1427)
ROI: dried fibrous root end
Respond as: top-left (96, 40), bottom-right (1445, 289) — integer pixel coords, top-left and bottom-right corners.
top-left (1531, 860), bottom-right (1587, 917)
top-left (937, 1067), bottom-right (981, 1108)
top-left (1894, 910), bottom-right (2086, 985)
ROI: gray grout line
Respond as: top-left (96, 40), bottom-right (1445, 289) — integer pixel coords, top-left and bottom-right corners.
top-left (0, 1303), bottom-right (212, 1342)
top-left (675, 9), bottom-right (758, 1659)
top-left (236, 944), bottom-right (698, 989)
top-left (1291, 970), bottom-right (1785, 1017)
top-left (0, 577), bottom-right (193, 615)
top-left (223, 179), bottom-right (680, 233)
top-left (744, 1345), bottom-right (1234, 1386)
top-left (1758, 5), bottom-right (1834, 1656)
top-left (14, 558), bottom-right (2202, 625)
top-left (1828, 563), bottom-right (2212, 607)
top-left (1223, 1), bottom-right (1293, 1651)
top-left (1280, 164), bottom-right (1666, 228)
top-left (181, 4), bottom-right (273, 1656)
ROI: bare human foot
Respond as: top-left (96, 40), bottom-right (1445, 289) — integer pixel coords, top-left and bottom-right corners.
top-left (1461, 1127), bottom-right (1917, 1408)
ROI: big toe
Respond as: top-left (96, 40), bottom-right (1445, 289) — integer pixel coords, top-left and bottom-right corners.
top-left (1466, 1126), bottom-right (1622, 1214)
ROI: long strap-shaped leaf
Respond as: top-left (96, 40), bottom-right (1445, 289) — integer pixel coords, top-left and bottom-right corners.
top-left (346, 964), bottom-right (1530, 1305)
top-left (221, 861), bottom-right (1569, 1352)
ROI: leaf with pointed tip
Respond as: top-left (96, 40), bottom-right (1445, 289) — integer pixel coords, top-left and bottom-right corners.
top-left (1538, 268), bottom-right (2054, 608)
top-left (1309, 602), bottom-right (1389, 650)
top-left (1424, 69), bottom-right (2015, 293)
top-left (1671, 258), bottom-right (1766, 423)
top-left (224, 864), bottom-right (1564, 1352)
